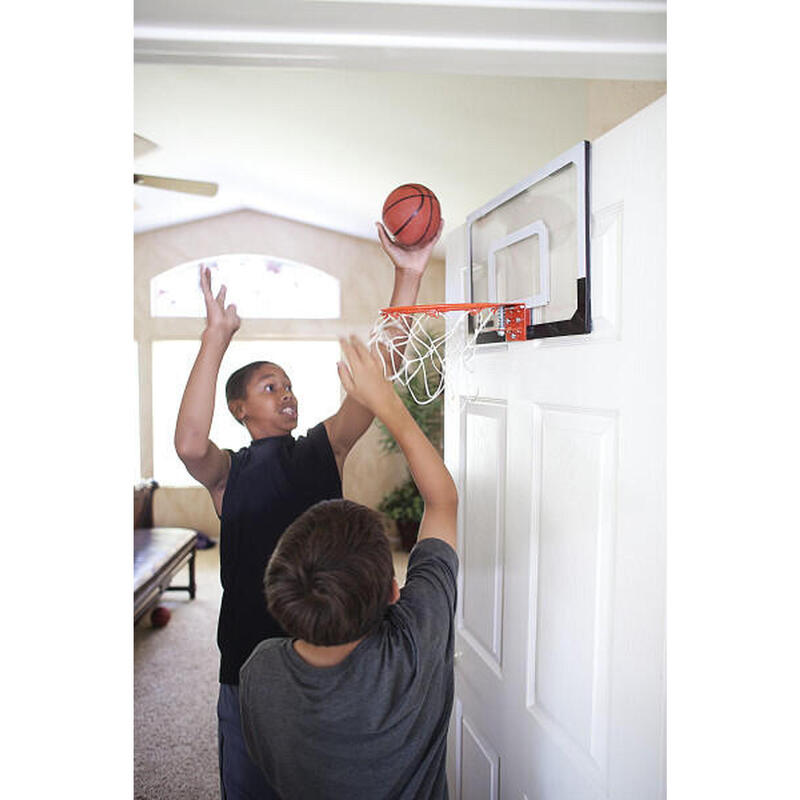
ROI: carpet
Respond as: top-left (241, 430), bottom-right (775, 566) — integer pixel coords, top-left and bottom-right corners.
top-left (134, 546), bottom-right (221, 800)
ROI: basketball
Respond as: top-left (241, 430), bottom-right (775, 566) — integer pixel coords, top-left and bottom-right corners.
top-left (150, 606), bottom-right (171, 628)
top-left (382, 184), bottom-right (441, 248)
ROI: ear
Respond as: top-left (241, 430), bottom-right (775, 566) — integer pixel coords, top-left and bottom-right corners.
top-left (228, 400), bottom-right (246, 424)
top-left (388, 577), bottom-right (400, 605)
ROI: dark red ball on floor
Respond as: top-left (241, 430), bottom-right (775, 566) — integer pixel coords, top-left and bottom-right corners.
top-left (150, 606), bottom-right (171, 628)
top-left (382, 183), bottom-right (441, 248)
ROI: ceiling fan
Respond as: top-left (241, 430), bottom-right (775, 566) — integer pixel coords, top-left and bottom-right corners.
top-left (134, 134), bottom-right (218, 197)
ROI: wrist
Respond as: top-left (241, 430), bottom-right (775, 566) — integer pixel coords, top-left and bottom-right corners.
top-left (390, 269), bottom-right (423, 304)
top-left (393, 265), bottom-right (424, 280)
top-left (374, 390), bottom-right (409, 427)
top-left (201, 327), bottom-right (233, 349)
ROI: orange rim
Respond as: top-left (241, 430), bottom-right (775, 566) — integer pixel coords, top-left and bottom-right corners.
top-left (380, 301), bottom-right (514, 316)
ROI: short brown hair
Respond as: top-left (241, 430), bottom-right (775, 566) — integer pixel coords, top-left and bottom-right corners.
top-left (265, 500), bottom-right (394, 646)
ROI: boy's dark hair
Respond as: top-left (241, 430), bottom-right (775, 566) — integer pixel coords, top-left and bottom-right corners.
top-left (225, 361), bottom-right (276, 424)
top-left (265, 499), bottom-right (394, 646)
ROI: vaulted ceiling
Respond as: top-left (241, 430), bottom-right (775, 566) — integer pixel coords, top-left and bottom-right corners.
top-left (134, 0), bottom-right (666, 248)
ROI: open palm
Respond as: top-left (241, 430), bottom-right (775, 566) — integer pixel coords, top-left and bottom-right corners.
top-left (376, 219), bottom-right (444, 275)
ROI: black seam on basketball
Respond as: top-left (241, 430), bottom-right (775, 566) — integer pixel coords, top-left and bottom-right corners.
top-left (392, 195), bottom-right (426, 237)
top-left (416, 196), bottom-right (437, 246)
top-left (383, 192), bottom-right (429, 213)
top-left (406, 196), bottom-right (435, 246)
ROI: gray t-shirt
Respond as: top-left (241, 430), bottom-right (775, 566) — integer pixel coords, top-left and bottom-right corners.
top-left (239, 537), bottom-right (459, 800)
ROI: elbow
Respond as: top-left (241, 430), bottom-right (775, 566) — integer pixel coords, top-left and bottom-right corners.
top-left (438, 476), bottom-right (459, 512)
top-left (446, 481), bottom-right (459, 512)
top-left (174, 434), bottom-right (206, 464)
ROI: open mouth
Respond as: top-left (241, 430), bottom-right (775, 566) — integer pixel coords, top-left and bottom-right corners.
top-left (280, 407), bottom-right (297, 418)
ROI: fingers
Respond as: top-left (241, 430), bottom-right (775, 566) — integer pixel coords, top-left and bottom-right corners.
top-left (337, 360), bottom-right (354, 393)
top-left (375, 222), bottom-right (405, 260)
top-left (338, 336), bottom-right (354, 365)
top-left (200, 266), bottom-right (214, 302)
top-left (339, 335), bottom-right (378, 374)
top-left (200, 266), bottom-right (232, 316)
top-left (349, 334), bottom-right (369, 358)
top-left (375, 221), bottom-right (392, 249)
top-left (338, 338), bottom-right (362, 379)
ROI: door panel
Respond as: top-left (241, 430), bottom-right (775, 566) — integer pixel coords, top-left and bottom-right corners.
top-left (445, 96), bottom-right (665, 800)
top-left (461, 402), bottom-right (507, 671)
top-left (532, 408), bottom-right (616, 769)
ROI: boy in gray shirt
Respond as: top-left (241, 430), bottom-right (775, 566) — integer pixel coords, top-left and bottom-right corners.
top-left (239, 335), bottom-right (459, 799)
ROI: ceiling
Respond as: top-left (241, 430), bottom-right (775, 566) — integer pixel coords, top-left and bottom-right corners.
top-left (134, 0), bottom-right (666, 251)
top-left (134, 0), bottom-right (666, 78)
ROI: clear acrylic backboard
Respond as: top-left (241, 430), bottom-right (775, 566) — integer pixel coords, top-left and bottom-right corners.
top-left (468, 141), bottom-right (591, 343)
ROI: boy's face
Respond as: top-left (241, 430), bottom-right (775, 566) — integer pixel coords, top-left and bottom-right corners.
top-left (234, 364), bottom-right (298, 438)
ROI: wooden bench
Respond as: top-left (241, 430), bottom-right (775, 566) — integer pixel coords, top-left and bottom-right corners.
top-left (134, 480), bottom-right (199, 624)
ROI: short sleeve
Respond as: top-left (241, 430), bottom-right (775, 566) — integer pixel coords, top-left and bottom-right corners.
top-left (393, 538), bottom-right (459, 656)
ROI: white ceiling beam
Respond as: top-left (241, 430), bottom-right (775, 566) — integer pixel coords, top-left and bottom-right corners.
top-left (135, 26), bottom-right (665, 54)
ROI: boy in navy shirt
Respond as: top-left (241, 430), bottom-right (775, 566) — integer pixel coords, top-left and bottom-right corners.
top-left (175, 223), bottom-right (441, 799)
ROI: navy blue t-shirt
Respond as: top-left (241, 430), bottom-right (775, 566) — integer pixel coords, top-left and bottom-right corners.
top-left (217, 422), bottom-right (342, 685)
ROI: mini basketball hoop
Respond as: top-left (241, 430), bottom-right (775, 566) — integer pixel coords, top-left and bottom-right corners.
top-left (368, 301), bottom-right (529, 404)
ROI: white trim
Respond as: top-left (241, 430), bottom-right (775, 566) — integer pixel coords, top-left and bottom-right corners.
top-left (134, 26), bottom-right (666, 55)
top-left (488, 220), bottom-right (551, 307)
top-left (468, 140), bottom-right (589, 312)
top-left (310, 0), bottom-right (665, 10)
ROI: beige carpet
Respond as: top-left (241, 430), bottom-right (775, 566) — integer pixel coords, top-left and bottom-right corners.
top-left (134, 544), bottom-right (409, 799)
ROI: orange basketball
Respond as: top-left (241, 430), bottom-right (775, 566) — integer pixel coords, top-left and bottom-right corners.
top-left (382, 184), bottom-right (441, 248)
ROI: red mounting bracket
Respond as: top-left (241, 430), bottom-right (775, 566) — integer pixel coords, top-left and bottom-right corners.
top-left (498, 303), bottom-right (530, 341)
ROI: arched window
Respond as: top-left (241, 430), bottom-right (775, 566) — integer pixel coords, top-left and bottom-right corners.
top-left (150, 254), bottom-right (340, 319)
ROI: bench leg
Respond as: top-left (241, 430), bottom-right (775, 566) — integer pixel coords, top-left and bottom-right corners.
top-left (188, 550), bottom-right (197, 599)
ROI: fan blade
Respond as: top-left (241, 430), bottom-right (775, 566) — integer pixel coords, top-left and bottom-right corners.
top-left (134, 134), bottom-right (159, 159)
top-left (134, 173), bottom-right (218, 197)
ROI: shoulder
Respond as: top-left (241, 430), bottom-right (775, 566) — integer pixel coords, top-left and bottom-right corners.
top-left (408, 538), bottom-right (459, 579)
top-left (299, 421), bottom-right (332, 448)
top-left (226, 444), bottom-right (251, 470)
top-left (386, 539), bottom-right (459, 658)
top-left (396, 538), bottom-right (459, 616)
top-left (218, 445), bottom-right (248, 494)
top-left (240, 638), bottom-right (287, 681)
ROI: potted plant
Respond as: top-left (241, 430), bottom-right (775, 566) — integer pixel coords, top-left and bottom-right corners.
top-left (376, 357), bottom-right (444, 552)
top-left (378, 477), bottom-right (426, 552)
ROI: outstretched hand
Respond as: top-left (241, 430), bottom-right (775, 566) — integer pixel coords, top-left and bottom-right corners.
top-left (200, 265), bottom-right (240, 341)
top-left (375, 219), bottom-right (444, 276)
top-left (337, 336), bottom-right (398, 416)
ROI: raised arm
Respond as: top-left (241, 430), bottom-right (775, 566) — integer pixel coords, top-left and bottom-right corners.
top-left (337, 335), bottom-right (457, 551)
top-left (174, 266), bottom-right (240, 513)
top-left (324, 221), bottom-right (444, 470)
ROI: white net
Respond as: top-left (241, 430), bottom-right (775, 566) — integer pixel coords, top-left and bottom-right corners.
top-left (367, 306), bottom-right (499, 405)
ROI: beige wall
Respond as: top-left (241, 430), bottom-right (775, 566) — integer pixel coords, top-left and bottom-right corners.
top-left (586, 80), bottom-right (666, 141)
top-left (136, 208), bottom-right (443, 532)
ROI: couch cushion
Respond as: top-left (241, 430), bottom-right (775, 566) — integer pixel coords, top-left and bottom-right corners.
top-left (134, 527), bottom-right (196, 592)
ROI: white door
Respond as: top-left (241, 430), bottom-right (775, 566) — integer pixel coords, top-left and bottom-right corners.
top-left (444, 96), bottom-right (666, 800)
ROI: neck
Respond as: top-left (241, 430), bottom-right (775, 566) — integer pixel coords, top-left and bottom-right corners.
top-left (293, 637), bottom-right (364, 668)
top-left (247, 425), bottom-right (290, 441)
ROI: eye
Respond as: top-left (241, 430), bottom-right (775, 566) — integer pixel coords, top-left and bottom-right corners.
top-left (264, 383), bottom-right (275, 392)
